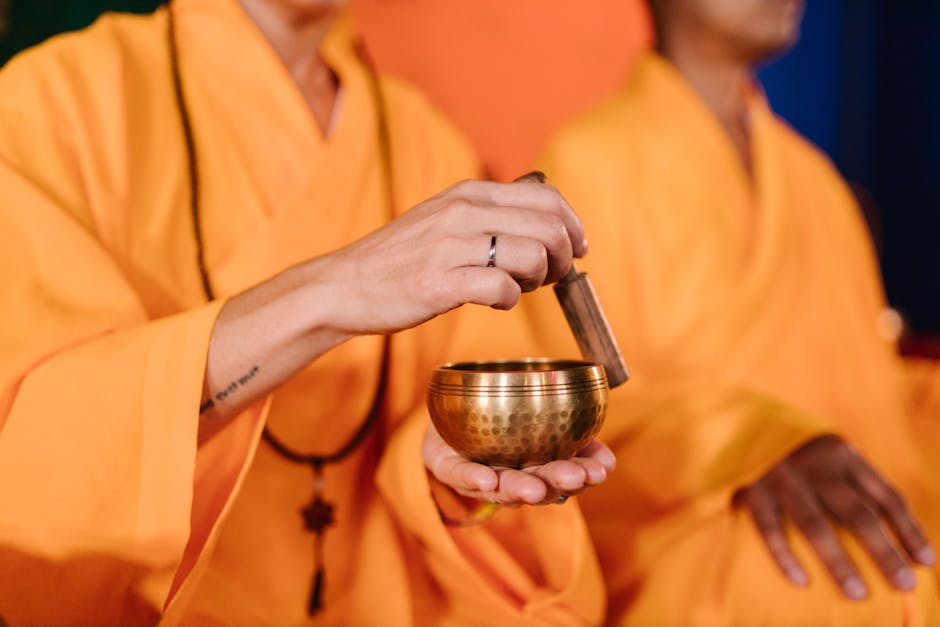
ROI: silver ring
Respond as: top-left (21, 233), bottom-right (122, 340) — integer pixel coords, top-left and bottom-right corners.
top-left (487, 235), bottom-right (497, 268)
top-left (556, 494), bottom-right (568, 504)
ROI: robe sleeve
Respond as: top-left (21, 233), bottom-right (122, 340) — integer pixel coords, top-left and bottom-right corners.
top-left (592, 377), bottom-right (832, 508)
top-left (903, 356), bottom-right (940, 449)
top-left (0, 136), bottom-right (263, 625)
top-left (375, 410), bottom-right (606, 626)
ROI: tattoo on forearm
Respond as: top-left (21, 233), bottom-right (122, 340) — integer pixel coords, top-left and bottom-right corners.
top-left (200, 365), bottom-right (260, 413)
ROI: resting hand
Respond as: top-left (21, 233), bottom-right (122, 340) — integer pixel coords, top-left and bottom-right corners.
top-left (311, 177), bottom-right (587, 337)
top-left (422, 422), bottom-right (616, 507)
top-left (734, 434), bottom-right (935, 600)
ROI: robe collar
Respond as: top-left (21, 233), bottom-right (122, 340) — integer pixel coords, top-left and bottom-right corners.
top-left (168, 0), bottom-right (374, 220)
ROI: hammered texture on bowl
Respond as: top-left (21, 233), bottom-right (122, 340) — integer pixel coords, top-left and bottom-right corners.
top-left (427, 359), bottom-right (608, 468)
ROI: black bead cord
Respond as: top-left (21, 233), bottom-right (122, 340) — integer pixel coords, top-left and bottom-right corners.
top-left (167, 2), bottom-right (395, 615)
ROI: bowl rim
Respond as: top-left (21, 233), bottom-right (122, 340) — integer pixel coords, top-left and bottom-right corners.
top-left (433, 358), bottom-right (602, 373)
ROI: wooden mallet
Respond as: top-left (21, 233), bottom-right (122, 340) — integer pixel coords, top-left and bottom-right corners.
top-left (515, 171), bottom-right (630, 388)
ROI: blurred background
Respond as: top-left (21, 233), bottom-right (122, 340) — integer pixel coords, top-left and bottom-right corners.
top-left (1, 0), bottom-right (937, 344)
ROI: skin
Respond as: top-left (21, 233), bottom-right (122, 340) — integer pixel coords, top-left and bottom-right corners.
top-left (651, 0), bottom-right (935, 599)
top-left (198, 0), bottom-right (615, 507)
top-left (650, 0), bottom-right (804, 174)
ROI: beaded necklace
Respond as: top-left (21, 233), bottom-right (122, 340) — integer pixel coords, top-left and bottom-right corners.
top-left (167, 3), bottom-right (394, 614)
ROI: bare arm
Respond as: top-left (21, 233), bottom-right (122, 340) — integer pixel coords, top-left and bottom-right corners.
top-left (197, 178), bottom-right (587, 442)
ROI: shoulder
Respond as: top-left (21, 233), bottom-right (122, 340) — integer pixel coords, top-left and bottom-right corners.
top-left (538, 72), bottom-right (669, 196)
top-left (379, 74), bottom-right (477, 158)
top-left (545, 87), bottom-right (646, 159)
top-left (768, 113), bottom-right (857, 204)
top-left (535, 83), bottom-right (653, 221)
top-left (0, 9), bottom-right (167, 111)
top-left (0, 9), bottom-right (169, 227)
top-left (0, 8), bottom-right (170, 145)
top-left (769, 114), bottom-right (839, 174)
top-left (379, 74), bottom-right (481, 184)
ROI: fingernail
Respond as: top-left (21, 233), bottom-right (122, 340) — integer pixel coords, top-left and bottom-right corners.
top-left (515, 170), bottom-right (546, 183)
top-left (842, 576), bottom-right (868, 600)
top-left (917, 545), bottom-right (936, 565)
top-left (894, 567), bottom-right (916, 590)
top-left (786, 566), bottom-right (809, 587)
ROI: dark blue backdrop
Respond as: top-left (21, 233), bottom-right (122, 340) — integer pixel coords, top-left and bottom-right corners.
top-left (759, 0), bottom-right (940, 333)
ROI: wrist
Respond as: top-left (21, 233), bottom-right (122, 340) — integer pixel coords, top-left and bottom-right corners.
top-left (277, 259), bottom-right (356, 346)
top-left (291, 254), bottom-right (371, 341)
top-left (427, 473), bottom-right (499, 527)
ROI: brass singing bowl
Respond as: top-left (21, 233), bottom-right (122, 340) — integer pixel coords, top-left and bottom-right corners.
top-left (427, 359), bottom-right (609, 468)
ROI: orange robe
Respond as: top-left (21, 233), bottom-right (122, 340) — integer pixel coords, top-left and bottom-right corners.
top-left (0, 2), bottom-right (604, 624)
top-left (521, 52), bottom-right (940, 625)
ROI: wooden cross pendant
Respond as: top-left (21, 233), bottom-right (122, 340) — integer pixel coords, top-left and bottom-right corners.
top-left (301, 462), bottom-right (332, 615)
top-left (302, 495), bottom-right (335, 535)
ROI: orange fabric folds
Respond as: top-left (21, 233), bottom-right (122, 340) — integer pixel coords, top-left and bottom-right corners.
top-left (0, 2), bottom-right (605, 625)
top-left (530, 53), bottom-right (940, 626)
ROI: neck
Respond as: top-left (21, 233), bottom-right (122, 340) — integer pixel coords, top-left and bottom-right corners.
top-left (657, 26), bottom-right (753, 173)
top-left (237, 0), bottom-right (340, 134)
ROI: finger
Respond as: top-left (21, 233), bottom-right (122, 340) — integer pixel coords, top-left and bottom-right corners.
top-left (439, 458), bottom-right (500, 494)
top-left (777, 470), bottom-right (869, 600)
top-left (817, 481), bottom-right (916, 591)
top-left (439, 266), bottom-right (522, 311)
top-left (736, 483), bottom-right (809, 587)
top-left (536, 491), bottom-right (576, 506)
top-left (423, 425), bottom-right (500, 493)
top-left (575, 438), bottom-right (617, 473)
top-left (452, 180), bottom-right (587, 259)
top-left (532, 486), bottom-right (582, 507)
top-left (496, 468), bottom-right (549, 504)
top-left (430, 200), bottom-right (572, 284)
top-left (849, 457), bottom-right (936, 566)
top-left (473, 234), bottom-right (549, 292)
top-left (487, 207), bottom-right (572, 284)
top-left (568, 456), bottom-right (608, 486)
top-left (479, 180), bottom-right (586, 258)
top-left (523, 459), bottom-right (588, 492)
top-left (512, 170), bottom-right (548, 184)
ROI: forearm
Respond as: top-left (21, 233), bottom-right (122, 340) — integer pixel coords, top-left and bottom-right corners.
top-left (196, 178), bottom-right (591, 442)
top-left (198, 259), bottom-right (353, 442)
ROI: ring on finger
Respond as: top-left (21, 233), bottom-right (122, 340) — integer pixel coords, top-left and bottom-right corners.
top-left (487, 235), bottom-right (497, 268)
top-left (556, 494), bottom-right (568, 504)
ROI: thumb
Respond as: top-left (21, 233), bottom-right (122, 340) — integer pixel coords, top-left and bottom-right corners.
top-left (423, 423), bottom-right (498, 492)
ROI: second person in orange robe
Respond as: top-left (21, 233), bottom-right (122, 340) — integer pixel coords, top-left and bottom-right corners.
top-left (515, 0), bottom-right (940, 624)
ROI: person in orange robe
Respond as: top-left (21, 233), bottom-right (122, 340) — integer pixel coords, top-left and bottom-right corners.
top-left (509, 0), bottom-right (940, 624)
top-left (0, 0), bottom-right (615, 624)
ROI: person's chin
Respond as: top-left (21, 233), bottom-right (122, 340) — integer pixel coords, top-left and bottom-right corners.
top-left (743, 36), bottom-right (798, 66)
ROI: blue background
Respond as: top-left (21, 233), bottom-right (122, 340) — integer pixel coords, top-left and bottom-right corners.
top-left (759, 0), bottom-right (940, 333)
